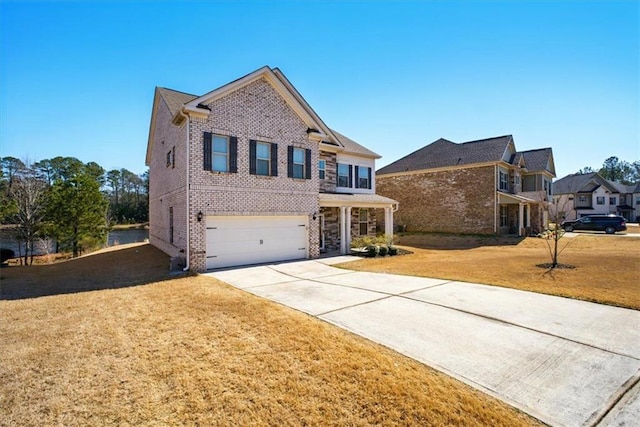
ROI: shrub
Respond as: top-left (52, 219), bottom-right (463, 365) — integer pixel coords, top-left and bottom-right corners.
top-left (378, 245), bottom-right (388, 256)
top-left (365, 244), bottom-right (379, 257)
top-left (387, 245), bottom-right (398, 256)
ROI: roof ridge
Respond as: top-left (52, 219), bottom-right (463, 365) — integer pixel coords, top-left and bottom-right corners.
top-left (157, 86), bottom-right (199, 98)
top-left (460, 134), bottom-right (512, 145)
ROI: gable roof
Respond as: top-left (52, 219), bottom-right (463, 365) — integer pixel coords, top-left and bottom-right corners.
top-left (376, 135), bottom-right (514, 175)
top-left (552, 172), bottom-right (619, 194)
top-left (147, 66), bottom-right (378, 165)
top-left (517, 148), bottom-right (556, 176)
top-left (156, 87), bottom-right (197, 116)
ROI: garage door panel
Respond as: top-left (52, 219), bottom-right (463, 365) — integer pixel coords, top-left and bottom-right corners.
top-left (206, 216), bottom-right (308, 269)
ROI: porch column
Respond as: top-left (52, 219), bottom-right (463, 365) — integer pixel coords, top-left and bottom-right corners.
top-left (526, 204), bottom-right (531, 232)
top-left (384, 207), bottom-right (393, 241)
top-left (345, 207), bottom-right (352, 251)
top-left (339, 206), bottom-right (347, 254)
top-left (518, 203), bottom-right (524, 236)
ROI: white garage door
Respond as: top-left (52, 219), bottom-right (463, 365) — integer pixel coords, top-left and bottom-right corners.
top-left (206, 215), bottom-right (308, 269)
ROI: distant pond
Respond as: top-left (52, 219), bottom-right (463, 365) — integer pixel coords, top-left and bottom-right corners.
top-left (0, 228), bottom-right (149, 257)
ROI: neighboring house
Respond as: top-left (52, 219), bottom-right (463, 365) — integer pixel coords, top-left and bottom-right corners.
top-left (551, 172), bottom-right (640, 222)
top-left (146, 66), bottom-right (397, 272)
top-left (376, 135), bottom-right (556, 236)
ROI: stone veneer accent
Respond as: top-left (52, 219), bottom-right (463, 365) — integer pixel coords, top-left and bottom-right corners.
top-left (319, 151), bottom-right (337, 193)
top-left (376, 166), bottom-right (496, 234)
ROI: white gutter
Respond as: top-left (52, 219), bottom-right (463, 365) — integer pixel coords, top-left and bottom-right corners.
top-left (181, 108), bottom-right (190, 272)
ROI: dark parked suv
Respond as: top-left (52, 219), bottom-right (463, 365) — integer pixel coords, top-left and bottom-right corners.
top-left (561, 215), bottom-right (627, 234)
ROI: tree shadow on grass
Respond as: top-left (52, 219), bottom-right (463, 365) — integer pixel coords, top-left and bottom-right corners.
top-left (0, 243), bottom-right (184, 300)
top-left (397, 233), bottom-right (525, 250)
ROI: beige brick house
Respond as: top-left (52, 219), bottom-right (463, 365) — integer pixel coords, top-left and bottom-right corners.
top-left (376, 135), bottom-right (555, 236)
top-left (146, 66), bottom-right (397, 271)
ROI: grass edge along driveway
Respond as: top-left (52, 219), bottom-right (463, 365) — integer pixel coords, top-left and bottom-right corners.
top-left (0, 244), bottom-right (541, 426)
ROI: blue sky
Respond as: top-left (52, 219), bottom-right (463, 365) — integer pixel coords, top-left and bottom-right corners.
top-left (1, 1), bottom-right (638, 178)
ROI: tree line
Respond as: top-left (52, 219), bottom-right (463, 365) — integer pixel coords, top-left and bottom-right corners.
top-left (0, 156), bottom-right (148, 265)
top-left (578, 156), bottom-right (640, 185)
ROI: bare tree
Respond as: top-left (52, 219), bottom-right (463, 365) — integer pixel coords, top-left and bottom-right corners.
top-left (10, 162), bottom-right (47, 265)
top-left (544, 195), bottom-right (575, 268)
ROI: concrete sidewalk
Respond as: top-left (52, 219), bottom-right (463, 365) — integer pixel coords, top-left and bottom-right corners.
top-left (208, 259), bottom-right (640, 427)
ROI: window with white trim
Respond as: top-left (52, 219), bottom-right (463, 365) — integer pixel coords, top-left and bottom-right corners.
top-left (359, 209), bottom-right (369, 235)
top-left (338, 163), bottom-right (351, 188)
top-left (318, 160), bottom-right (326, 179)
top-left (256, 142), bottom-right (271, 176)
top-left (292, 147), bottom-right (305, 179)
top-left (596, 196), bottom-right (605, 205)
top-left (212, 135), bottom-right (229, 172)
top-left (610, 197), bottom-right (617, 205)
top-left (358, 166), bottom-right (371, 189)
top-left (499, 171), bottom-right (509, 191)
top-left (500, 205), bottom-right (508, 227)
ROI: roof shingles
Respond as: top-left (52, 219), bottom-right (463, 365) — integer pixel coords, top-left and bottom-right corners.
top-left (377, 135), bottom-right (513, 175)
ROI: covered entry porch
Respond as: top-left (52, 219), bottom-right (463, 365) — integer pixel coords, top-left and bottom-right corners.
top-left (319, 193), bottom-right (398, 255)
top-left (497, 192), bottom-right (546, 236)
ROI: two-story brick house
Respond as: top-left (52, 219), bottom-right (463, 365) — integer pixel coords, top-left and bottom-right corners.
top-left (376, 135), bottom-right (555, 236)
top-left (146, 66), bottom-right (397, 271)
top-left (551, 172), bottom-right (640, 222)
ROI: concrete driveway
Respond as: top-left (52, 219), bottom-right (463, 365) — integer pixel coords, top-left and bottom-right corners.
top-left (208, 258), bottom-right (640, 427)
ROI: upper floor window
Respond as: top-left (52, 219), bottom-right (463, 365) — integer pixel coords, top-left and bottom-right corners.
top-left (636, 197), bottom-right (640, 205)
top-left (318, 160), bottom-right (326, 179)
top-left (203, 132), bottom-right (237, 173)
top-left (499, 171), bottom-right (509, 191)
top-left (356, 166), bottom-right (371, 189)
top-left (256, 142), bottom-right (271, 176)
top-left (338, 163), bottom-right (351, 188)
top-left (610, 197), bottom-right (617, 205)
top-left (249, 139), bottom-right (278, 177)
top-left (544, 179), bottom-right (552, 196)
top-left (287, 146), bottom-right (311, 179)
top-left (596, 196), bottom-right (605, 205)
top-left (212, 135), bottom-right (229, 172)
top-left (578, 195), bottom-right (588, 204)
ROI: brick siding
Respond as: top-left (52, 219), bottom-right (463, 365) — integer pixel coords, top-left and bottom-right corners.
top-left (376, 166), bottom-right (496, 234)
top-left (186, 78), bottom-right (320, 271)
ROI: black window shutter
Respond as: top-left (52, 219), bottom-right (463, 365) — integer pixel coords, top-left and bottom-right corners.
top-left (229, 136), bottom-right (238, 173)
top-left (287, 146), bottom-right (294, 178)
top-left (348, 165), bottom-right (353, 188)
top-left (270, 143), bottom-right (278, 176)
top-left (203, 132), bottom-right (212, 170)
top-left (354, 166), bottom-right (360, 188)
top-left (249, 140), bottom-right (257, 175)
top-left (305, 149), bottom-right (312, 179)
top-left (367, 167), bottom-right (372, 189)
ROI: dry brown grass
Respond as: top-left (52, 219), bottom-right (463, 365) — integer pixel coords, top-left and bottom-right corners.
top-left (343, 234), bottom-right (640, 310)
top-left (0, 244), bottom-right (540, 426)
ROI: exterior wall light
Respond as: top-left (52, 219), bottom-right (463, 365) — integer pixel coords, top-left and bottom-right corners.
top-left (197, 211), bottom-right (203, 222)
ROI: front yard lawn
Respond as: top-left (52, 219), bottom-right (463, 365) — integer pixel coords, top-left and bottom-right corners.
top-left (342, 234), bottom-right (640, 310)
top-left (0, 244), bottom-right (539, 426)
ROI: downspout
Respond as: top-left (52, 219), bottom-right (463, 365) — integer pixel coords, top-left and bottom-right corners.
top-left (494, 164), bottom-right (497, 233)
top-left (181, 108), bottom-right (191, 271)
